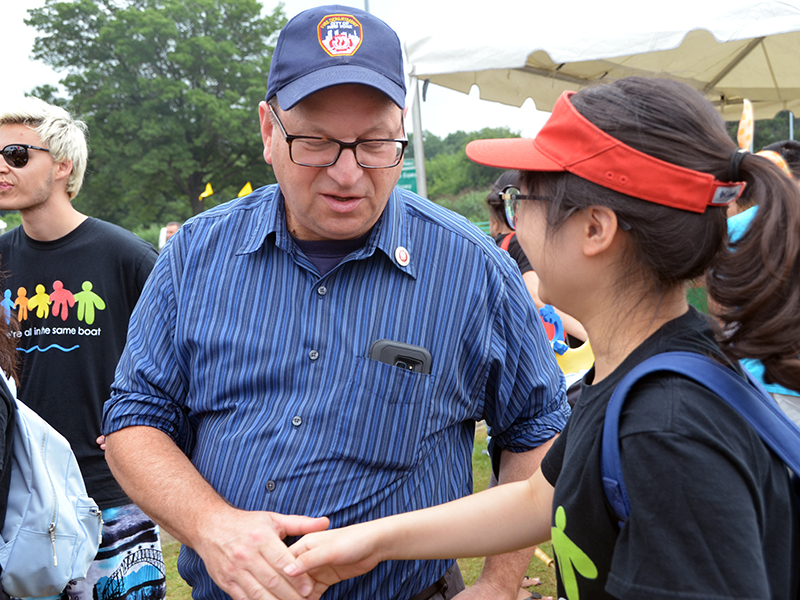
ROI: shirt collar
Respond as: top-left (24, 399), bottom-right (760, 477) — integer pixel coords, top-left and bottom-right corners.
top-left (236, 185), bottom-right (417, 280)
top-left (369, 187), bottom-right (417, 280)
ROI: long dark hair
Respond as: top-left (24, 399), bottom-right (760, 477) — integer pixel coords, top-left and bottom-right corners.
top-left (486, 170), bottom-right (520, 226)
top-left (521, 77), bottom-right (800, 390)
top-left (0, 312), bottom-right (18, 387)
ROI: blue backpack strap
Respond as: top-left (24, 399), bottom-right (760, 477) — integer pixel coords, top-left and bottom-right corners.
top-left (601, 350), bottom-right (800, 526)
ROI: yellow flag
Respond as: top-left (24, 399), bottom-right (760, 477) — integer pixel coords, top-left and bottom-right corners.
top-left (737, 99), bottom-right (754, 151)
top-left (199, 183), bottom-right (214, 201)
top-left (238, 182), bottom-right (253, 197)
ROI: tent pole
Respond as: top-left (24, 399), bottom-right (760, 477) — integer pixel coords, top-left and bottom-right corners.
top-left (411, 76), bottom-right (428, 198)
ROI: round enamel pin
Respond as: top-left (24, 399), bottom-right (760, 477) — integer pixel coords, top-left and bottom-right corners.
top-left (395, 246), bottom-right (410, 266)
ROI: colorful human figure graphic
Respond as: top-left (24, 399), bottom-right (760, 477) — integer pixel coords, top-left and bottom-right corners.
top-left (50, 280), bottom-right (76, 321)
top-left (551, 506), bottom-right (598, 599)
top-left (74, 281), bottom-right (105, 325)
top-left (1, 290), bottom-right (14, 324)
top-left (28, 284), bottom-right (52, 319)
top-left (14, 287), bottom-right (29, 321)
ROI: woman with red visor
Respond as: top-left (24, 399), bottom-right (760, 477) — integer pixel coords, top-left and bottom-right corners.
top-left (285, 77), bottom-right (800, 600)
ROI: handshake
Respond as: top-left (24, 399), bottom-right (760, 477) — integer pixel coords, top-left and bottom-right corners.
top-left (197, 477), bottom-right (544, 600)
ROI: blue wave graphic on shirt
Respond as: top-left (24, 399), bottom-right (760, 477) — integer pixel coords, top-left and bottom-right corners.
top-left (18, 344), bottom-right (80, 353)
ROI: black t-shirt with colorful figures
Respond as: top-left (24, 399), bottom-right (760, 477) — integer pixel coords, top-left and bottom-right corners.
top-left (541, 308), bottom-right (799, 599)
top-left (0, 218), bottom-right (157, 509)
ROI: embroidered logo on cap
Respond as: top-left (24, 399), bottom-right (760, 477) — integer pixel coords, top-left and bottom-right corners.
top-left (318, 14), bottom-right (363, 57)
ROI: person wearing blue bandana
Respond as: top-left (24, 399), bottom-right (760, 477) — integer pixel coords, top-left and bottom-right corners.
top-left (101, 6), bottom-right (568, 600)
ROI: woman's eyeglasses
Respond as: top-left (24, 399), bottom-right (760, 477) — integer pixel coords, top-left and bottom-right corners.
top-left (497, 185), bottom-right (549, 230)
top-left (2, 144), bottom-right (50, 168)
top-left (497, 184), bottom-right (633, 232)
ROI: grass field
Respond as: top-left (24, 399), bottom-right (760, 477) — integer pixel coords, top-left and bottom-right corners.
top-left (163, 424), bottom-right (557, 598)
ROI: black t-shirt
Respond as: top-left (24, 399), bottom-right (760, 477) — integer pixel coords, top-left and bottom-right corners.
top-left (541, 308), bottom-right (799, 599)
top-left (493, 233), bottom-right (532, 274)
top-left (0, 218), bottom-right (157, 509)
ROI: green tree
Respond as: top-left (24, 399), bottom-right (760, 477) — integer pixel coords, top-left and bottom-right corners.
top-left (726, 110), bottom-right (797, 151)
top-left (423, 127), bottom-right (518, 199)
top-left (26, 0), bottom-right (286, 229)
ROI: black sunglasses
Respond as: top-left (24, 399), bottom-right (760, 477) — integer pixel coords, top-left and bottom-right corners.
top-left (2, 144), bottom-right (50, 168)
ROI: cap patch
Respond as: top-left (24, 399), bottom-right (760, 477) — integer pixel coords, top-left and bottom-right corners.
top-left (318, 14), bottom-right (363, 57)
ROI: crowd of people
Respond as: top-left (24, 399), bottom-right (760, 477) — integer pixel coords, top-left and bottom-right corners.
top-left (0, 4), bottom-right (798, 600)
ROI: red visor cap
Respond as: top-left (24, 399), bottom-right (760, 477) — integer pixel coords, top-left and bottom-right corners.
top-left (466, 91), bottom-right (745, 214)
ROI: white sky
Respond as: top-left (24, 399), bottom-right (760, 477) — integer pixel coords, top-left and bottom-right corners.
top-left (4, 0), bottom-right (551, 138)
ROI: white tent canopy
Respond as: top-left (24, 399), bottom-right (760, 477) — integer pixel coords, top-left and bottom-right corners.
top-left (405, 0), bottom-right (800, 121)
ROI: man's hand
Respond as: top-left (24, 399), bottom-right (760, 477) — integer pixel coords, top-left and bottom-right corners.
top-left (451, 579), bottom-right (517, 600)
top-left (196, 507), bottom-right (330, 600)
top-left (452, 580), bottom-right (552, 600)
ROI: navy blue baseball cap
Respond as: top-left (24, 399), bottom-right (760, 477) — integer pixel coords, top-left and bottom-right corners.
top-left (266, 5), bottom-right (406, 110)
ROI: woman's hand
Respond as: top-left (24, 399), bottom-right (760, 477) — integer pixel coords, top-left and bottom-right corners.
top-left (285, 521), bottom-right (385, 587)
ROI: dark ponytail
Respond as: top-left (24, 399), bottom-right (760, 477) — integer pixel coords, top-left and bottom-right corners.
top-left (709, 155), bottom-right (800, 390)
top-left (521, 77), bottom-right (800, 390)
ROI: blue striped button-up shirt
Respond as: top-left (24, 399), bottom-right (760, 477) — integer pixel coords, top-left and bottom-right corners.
top-left (103, 184), bottom-right (569, 600)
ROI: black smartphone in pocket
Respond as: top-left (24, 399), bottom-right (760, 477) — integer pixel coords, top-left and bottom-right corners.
top-left (368, 340), bottom-right (432, 374)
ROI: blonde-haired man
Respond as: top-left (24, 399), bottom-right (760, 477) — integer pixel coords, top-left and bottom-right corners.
top-left (0, 97), bottom-right (163, 599)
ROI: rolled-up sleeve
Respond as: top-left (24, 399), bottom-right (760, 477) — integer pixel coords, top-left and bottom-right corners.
top-left (102, 242), bottom-right (195, 455)
top-left (483, 268), bottom-right (570, 454)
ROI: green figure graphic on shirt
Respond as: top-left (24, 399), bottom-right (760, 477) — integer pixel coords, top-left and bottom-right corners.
top-left (74, 281), bottom-right (105, 325)
top-left (551, 505), bottom-right (598, 599)
top-left (28, 284), bottom-right (51, 319)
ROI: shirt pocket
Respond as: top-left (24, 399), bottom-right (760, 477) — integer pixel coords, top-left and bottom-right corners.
top-left (331, 355), bottom-right (432, 472)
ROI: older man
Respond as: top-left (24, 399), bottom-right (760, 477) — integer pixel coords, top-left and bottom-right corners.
top-left (102, 6), bottom-right (568, 600)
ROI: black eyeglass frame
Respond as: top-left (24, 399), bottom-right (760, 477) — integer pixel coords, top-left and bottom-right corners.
top-left (268, 104), bottom-right (408, 169)
top-left (497, 185), bottom-right (550, 230)
top-left (1, 144), bottom-right (51, 169)
top-left (497, 184), bottom-right (633, 232)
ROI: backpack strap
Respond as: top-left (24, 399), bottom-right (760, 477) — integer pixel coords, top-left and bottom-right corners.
top-left (500, 233), bottom-right (515, 252)
top-left (601, 351), bottom-right (800, 525)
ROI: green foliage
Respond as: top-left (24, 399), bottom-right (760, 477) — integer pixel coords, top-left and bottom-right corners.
top-left (0, 212), bottom-right (23, 233)
top-left (434, 189), bottom-right (491, 224)
top-left (726, 111), bottom-right (796, 150)
top-left (26, 0), bottom-right (285, 229)
top-left (409, 127), bottom-right (517, 201)
top-left (132, 223), bottom-right (163, 249)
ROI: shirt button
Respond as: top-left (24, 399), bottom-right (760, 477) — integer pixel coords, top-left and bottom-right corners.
top-left (265, 480), bottom-right (276, 492)
top-left (291, 416), bottom-right (302, 427)
top-left (309, 350), bottom-right (319, 360)
top-left (317, 285), bottom-right (327, 296)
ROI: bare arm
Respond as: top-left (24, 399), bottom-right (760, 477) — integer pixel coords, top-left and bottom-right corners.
top-left (105, 426), bottom-right (329, 600)
top-left (454, 440), bottom-right (555, 600)
top-left (286, 468), bottom-right (554, 587)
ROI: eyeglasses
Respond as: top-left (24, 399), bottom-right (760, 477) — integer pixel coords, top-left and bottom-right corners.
top-left (497, 185), bottom-right (550, 230)
top-left (268, 104), bottom-right (408, 169)
top-left (2, 144), bottom-right (50, 168)
top-left (497, 185), bottom-right (633, 232)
